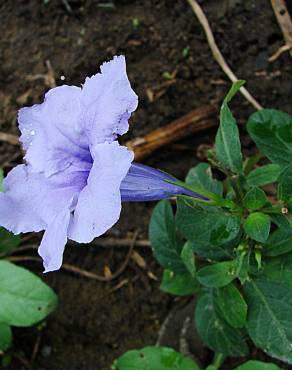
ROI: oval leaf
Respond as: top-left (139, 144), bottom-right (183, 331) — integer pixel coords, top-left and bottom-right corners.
top-left (245, 276), bottom-right (292, 363)
top-left (176, 199), bottom-right (240, 247)
top-left (197, 261), bottom-right (235, 288)
top-left (180, 241), bottom-right (196, 277)
top-left (0, 261), bottom-right (58, 326)
top-left (149, 200), bottom-right (185, 272)
top-left (244, 212), bottom-right (271, 243)
top-left (246, 164), bottom-right (281, 187)
top-left (247, 109), bottom-right (292, 167)
top-left (160, 269), bottom-right (199, 296)
top-left (186, 163), bottom-right (223, 196)
top-left (235, 360), bottom-right (282, 370)
top-left (113, 346), bottom-right (200, 370)
top-left (195, 292), bottom-right (248, 356)
top-left (243, 187), bottom-right (267, 210)
top-left (215, 81), bottom-right (243, 173)
top-left (214, 283), bottom-right (247, 328)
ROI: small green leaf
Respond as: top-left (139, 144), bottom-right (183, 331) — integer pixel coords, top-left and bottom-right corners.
top-left (180, 241), bottom-right (196, 277)
top-left (235, 360), bottom-right (283, 370)
top-left (0, 228), bottom-right (21, 254)
top-left (197, 261), bottom-right (235, 288)
top-left (195, 292), bottom-right (248, 356)
top-left (176, 199), bottom-right (240, 247)
top-left (264, 227), bottom-right (292, 256)
top-left (149, 200), bottom-right (185, 272)
top-left (245, 276), bottom-right (292, 363)
top-left (277, 164), bottom-right (292, 202)
top-left (113, 346), bottom-right (200, 370)
top-left (215, 81), bottom-right (244, 173)
top-left (186, 163), bottom-right (223, 196)
top-left (246, 164), bottom-right (281, 187)
top-left (244, 212), bottom-right (271, 243)
top-left (160, 269), bottom-right (199, 296)
top-left (243, 187), bottom-right (267, 210)
top-left (247, 109), bottom-right (292, 167)
top-left (234, 250), bottom-right (250, 284)
top-left (224, 80), bottom-right (245, 103)
top-left (0, 324), bottom-right (12, 352)
top-left (0, 261), bottom-right (58, 326)
top-left (214, 283), bottom-right (247, 328)
top-left (0, 169), bottom-right (4, 192)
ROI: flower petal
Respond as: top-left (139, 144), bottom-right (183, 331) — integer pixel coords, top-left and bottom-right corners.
top-left (121, 163), bottom-right (209, 201)
top-left (18, 85), bottom-right (91, 176)
top-left (38, 207), bottom-right (72, 273)
top-left (68, 142), bottom-right (134, 243)
top-left (80, 55), bottom-right (138, 146)
top-left (0, 164), bottom-right (88, 234)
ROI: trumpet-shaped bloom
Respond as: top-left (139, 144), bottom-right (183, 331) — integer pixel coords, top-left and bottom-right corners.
top-left (0, 55), bottom-right (206, 273)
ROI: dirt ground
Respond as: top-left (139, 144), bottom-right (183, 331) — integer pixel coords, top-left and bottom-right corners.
top-left (0, 0), bottom-right (292, 369)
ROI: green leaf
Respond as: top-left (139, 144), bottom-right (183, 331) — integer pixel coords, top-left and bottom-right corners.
top-left (185, 163), bottom-right (223, 196)
top-left (189, 236), bottom-right (237, 261)
top-left (244, 212), bottom-right (271, 243)
top-left (0, 324), bottom-right (12, 352)
top-left (160, 269), bottom-right (199, 296)
top-left (277, 164), bottom-right (292, 202)
top-left (235, 360), bottom-right (283, 370)
top-left (215, 81), bottom-right (244, 173)
top-left (270, 214), bottom-right (291, 230)
top-left (246, 164), bottom-right (281, 187)
top-left (263, 254), bottom-right (292, 289)
top-left (264, 227), bottom-right (292, 256)
top-left (195, 292), bottom-right (248, 356)
top-left (0, 261), bottom-right (58, 326)
top-left (245, 276), bottom-right (292, 363)
top-left (243, 187), bottom-right (267, 210)
top-left (234, 250), bottom-right (250, 284)
top-left (213, 283), bottom-right (247, 328)
top-left (180, 241), bottom-right (196, 277)
top-left (176, 198), bottom-right (240, 247)
top-left (247, 109), bottom-right (292, 167)
top-left (197, 261), bottom-right (235, 288)
top-left (149, 200), bottom-right (185, 272)
top-left (112, 346), bottom-right (200, 370)
top-left (0, 169), bottom-right (4, 192)
top-left (0, 228), bottom-right (21, 254)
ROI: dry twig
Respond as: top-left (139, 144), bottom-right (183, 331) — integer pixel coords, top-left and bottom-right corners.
top-left (0, 132), bottom-right (19, 145)
top-left (126, 105), bottom-right (217, 161)
top-left (7, 232), bottom-right (138, 282)
top-left (270, 0), bottom-right (292, 58)
top-left (186, 0), bottom-right (263, 110)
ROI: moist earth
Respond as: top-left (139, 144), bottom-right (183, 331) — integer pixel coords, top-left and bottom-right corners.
top-left (0, 0), bottom-right (291, 369)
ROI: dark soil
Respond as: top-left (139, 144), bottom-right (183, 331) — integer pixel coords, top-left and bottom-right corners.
top-left (0, 0), bottom-right (291, 369)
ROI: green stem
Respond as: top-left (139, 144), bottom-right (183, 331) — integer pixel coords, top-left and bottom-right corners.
top-left (212, 352), bottom-right (226, 369)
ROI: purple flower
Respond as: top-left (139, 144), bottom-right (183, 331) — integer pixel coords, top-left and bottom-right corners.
top-left (121, 163), bottom-right (208, 202)
top-left (0, 56), bottom-right (206, 273)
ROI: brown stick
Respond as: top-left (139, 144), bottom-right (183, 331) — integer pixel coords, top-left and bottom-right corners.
top-left (186, 0), bottom-right (263, 111)
top-left (7, 232), bottom-right (138, 282)
top-left (270, 0), bottom-right (292, 57)
top-left (0, 132), bottom-right (19, 145)
top-left (126, 105), bottom-right (217, 161)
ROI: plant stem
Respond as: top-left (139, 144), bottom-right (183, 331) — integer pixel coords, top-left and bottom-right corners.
top-left (212, 352), bottom-right (226, 369)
